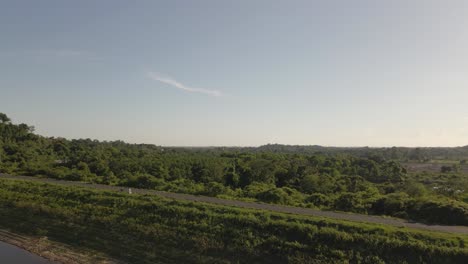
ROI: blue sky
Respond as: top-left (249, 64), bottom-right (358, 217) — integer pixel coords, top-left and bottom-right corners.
top-left (1, 0), bottom-right (468, 146)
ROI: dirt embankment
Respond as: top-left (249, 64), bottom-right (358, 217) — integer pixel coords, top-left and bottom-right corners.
top-left (0, 229), bottom-right (120, 264)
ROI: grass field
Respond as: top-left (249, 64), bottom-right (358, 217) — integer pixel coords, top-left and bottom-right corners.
top-left (1, 178), bottom-right (468, 263)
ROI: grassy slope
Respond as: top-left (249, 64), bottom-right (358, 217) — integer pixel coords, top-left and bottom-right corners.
top-left (0, 178), bottom-right (467, 264)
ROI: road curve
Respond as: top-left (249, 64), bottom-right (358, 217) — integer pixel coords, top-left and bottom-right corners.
top-left (2, 174), bottom-right (468, 235)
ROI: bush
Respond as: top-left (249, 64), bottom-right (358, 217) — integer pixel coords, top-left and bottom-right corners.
top-left (371, 192), bottom-right (410, 215)
top-left (243, 182), bottom-right (275, 198)
top-left (203, 182), bottom-right (227, 196)
top-left (407, 199), bottom-right (468, 225)
top-left (257, 188), bottom-right (291, 204)
top-left (306, 193), bottom-right (333, 207)
top-left (334, 192), bottom-right (374, 213)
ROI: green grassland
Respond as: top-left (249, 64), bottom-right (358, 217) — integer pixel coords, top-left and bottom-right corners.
top-left (1, 178), bottom-right (467, 264)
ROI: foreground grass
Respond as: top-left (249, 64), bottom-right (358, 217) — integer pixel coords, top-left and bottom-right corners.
top-left (0, 178), bottom-right (467, 263)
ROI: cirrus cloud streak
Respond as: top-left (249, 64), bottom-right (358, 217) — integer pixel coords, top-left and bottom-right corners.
top-left (147, 72), bottom-right (222, 97)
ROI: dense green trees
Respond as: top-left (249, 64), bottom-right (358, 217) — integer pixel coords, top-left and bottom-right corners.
top-left (0, 113), bottom-right (11, 124)
top-left (257, 144), bottom-right (468, 161)
top-left (2, 113), bottom-right (468, 225)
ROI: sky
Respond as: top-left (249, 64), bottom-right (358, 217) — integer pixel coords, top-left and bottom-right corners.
top-left (1, 0), bottom-right (468, 147)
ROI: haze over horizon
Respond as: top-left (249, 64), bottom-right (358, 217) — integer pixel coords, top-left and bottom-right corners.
top-left (2, 0), bottom-right (468, 147)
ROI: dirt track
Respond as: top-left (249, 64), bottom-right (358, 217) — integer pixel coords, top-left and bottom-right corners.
top-left (2, 174), bottom-right (468, 235)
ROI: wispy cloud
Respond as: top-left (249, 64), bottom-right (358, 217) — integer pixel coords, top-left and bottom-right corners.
top-left (147, 72), bottom-right (222, 97)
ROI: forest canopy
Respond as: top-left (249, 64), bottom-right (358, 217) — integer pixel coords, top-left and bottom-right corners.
top-left (2, 113), bottom-right (468, 226)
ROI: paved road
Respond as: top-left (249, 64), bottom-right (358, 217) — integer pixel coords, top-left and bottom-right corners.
top-left (2, 174), bottom-right (468, 235)
top-left (0, 241), bottom-right (50, 264)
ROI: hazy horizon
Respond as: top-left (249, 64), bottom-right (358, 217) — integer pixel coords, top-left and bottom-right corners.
top-left (2, 1), bottom-right (468, 147)
top-left (4, 112), bottom-right (468, 148)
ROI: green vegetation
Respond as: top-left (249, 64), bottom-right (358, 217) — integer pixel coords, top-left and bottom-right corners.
top-left (2, 113), bottom-right (468, 226)
top-left (256, 144), bottom-right (468, 161)
top-left (1, 178), bottom-right (468, 263)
